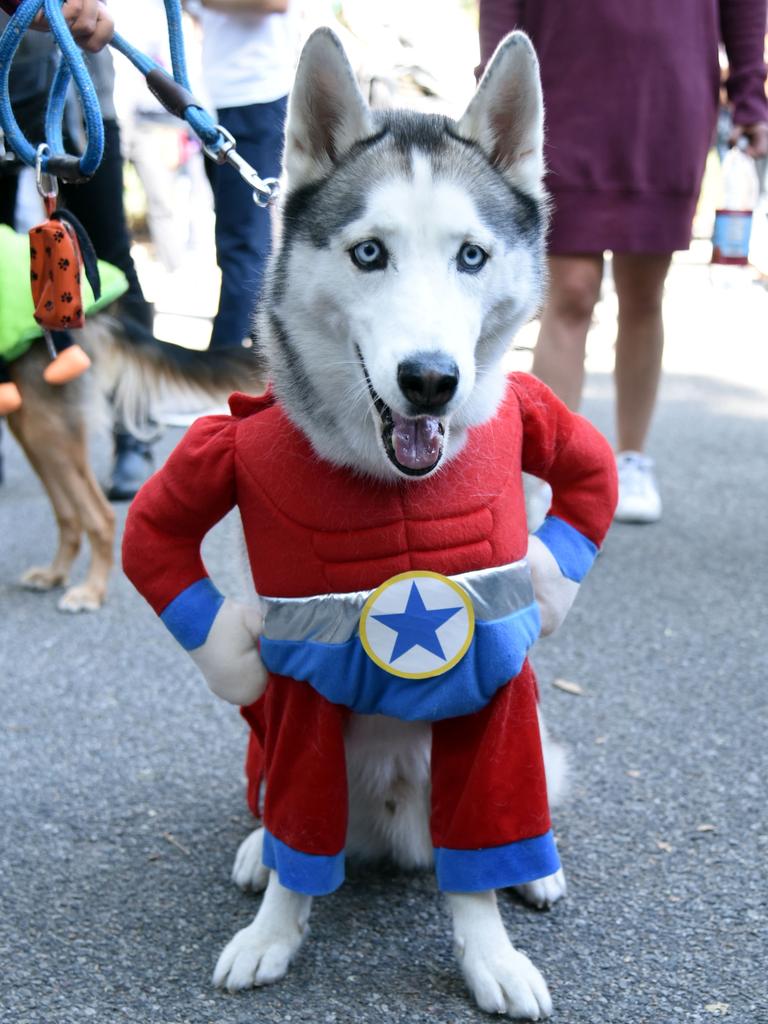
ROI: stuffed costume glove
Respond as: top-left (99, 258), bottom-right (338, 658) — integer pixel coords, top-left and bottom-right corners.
top-left (187, 597), bottom-right (267, 705)
top-left (526, 533), bottom-right (579, 637)
top-left (515, 374), bottom-right (618, 634)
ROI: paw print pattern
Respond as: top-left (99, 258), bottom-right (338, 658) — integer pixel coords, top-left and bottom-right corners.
top-left (28, 219), bottom-right (85, 329)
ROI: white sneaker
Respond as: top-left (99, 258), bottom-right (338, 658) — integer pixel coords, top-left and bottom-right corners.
top-left (614, 451), bottom-right (662, 523)
top-left (524, 475), bottom-right (552, 533)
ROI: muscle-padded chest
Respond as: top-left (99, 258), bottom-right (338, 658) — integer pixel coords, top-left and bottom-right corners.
top-left (233, 400), bottom-right (528, 597)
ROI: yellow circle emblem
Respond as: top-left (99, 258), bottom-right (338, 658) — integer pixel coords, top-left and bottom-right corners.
top-left (359, 570), bottom-right (475, 680)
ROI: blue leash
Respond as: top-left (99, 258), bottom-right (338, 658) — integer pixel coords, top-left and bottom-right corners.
top-left (0, 0), bottom-right (278, 205)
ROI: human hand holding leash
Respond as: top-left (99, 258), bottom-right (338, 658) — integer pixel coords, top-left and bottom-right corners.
top-left (0, 0), bottom-right (115, 51)
top-left (188, 598), bottom-right (267, 705)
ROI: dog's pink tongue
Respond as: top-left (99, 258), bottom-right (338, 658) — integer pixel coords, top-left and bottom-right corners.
top-left (392, 413), bottom-right (442, 470)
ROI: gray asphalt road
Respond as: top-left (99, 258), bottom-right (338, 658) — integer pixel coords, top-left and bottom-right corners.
top-left (2, 277), bottom-right (767, 1024)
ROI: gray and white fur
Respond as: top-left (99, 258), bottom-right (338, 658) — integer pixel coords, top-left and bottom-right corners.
top-left (210, 28), bottom-right (568, 1021)
top-left (258, 27), bottom-right (547, 481)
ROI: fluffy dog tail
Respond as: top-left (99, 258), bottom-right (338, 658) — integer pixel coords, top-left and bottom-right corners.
top-left (90, 315), bottom-right (265, 437)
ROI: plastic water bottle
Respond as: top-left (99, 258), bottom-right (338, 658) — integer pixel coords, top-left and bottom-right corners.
top-left (711, 141), bottom-right (760, 284)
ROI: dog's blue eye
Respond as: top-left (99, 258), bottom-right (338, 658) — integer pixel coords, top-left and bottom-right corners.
top-left (350, 239), bottom-right (388, 271)
top-left (457, 243), bottom-right (488, 273)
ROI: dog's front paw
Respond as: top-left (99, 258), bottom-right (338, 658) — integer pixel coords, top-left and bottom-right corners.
top-left (512, 868), bottom-right (567, 910)
top-left (232, 828), bottom-right (270, 892)
top-left (213, 919), bottom-right (306, 992)
top-left (57, 582), bottom-right (104, 612)
top-left (458, 937), bottom-right (552, 1020)
top-left (20, 565), bottom-right (68, 591)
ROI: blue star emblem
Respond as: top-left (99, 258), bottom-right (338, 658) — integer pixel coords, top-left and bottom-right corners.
top-left (372, 581), bottom-right (462, 664)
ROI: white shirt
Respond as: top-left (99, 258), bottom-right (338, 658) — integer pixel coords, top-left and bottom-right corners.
top-left (192, 5), bottom-right (298, 110)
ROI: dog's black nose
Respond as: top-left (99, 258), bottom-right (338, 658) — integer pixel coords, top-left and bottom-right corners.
top-left (397, 356), bottom-right (459, 413)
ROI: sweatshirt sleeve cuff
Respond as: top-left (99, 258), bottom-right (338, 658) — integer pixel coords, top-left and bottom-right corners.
top-left (159, 578), bottom-right (225, 650)
top-left (534, 516), bottom-right (597, 583)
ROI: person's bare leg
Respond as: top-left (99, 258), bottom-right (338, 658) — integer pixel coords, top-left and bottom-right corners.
top-left (612, 253), bottom-right (672, 453)
top-left (531, 254), bottom-right (604, 410)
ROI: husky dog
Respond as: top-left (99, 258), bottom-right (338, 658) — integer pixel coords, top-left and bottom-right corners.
top-left (209, 28), bottom-right (567, 1020)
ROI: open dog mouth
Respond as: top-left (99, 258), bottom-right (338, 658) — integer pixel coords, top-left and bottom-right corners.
top-left (357, 349), bottom-right (445, 476)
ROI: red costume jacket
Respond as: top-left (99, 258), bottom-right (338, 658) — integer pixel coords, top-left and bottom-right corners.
top-left (123, 374), bottom-right (617, 895)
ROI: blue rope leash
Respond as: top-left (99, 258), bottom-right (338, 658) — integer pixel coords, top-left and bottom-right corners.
top-left (0, 0), bottom-right (278, 205)
top-left (0, 0), bottom-right (104, 179)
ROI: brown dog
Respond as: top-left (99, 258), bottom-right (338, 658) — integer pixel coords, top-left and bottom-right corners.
top-left (6, 317), bottom-right (260, 611)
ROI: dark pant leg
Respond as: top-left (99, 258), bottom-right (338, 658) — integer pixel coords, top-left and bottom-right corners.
top-left (209, 96), bottom-right (287, 349)
top-left (60, 119), bottom-right (152, 329)
top-left (0, 171), bottom-right (19, 228)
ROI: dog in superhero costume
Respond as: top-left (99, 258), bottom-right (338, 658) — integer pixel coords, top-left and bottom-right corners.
top-left (123, 28), bottom-right (618, 1021)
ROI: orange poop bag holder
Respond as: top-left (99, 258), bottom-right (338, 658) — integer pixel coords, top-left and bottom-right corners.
top-left (0, 194), bottom-right (100, 416)
top-left (29, 196), bottom-right (96, 383)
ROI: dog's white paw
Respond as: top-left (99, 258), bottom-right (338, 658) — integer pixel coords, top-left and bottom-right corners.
top-left (232, 828), bottom-right (270, 892)
top-left (20, 566), bottom-right (67, 591)
top-left (512, 868), bottom-right (567, 910)
top-left (448, 891), bottom-right (552, 1020)
top-left (213, 919), bottom-right (306, 992)
top-left (57, 583), bottom-right (103, 613)
top-left (214, 873), bottom-right (311, 992)
top-left (458, 936), bottom-right (553, 1020)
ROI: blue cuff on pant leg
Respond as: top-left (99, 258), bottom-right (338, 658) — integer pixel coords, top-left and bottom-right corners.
top-left (434, 830), bottom-right (561, 893)
top-left (534, 516), bottom-right (597, 583)
top-left (262, 829), bottom-right (345, 896)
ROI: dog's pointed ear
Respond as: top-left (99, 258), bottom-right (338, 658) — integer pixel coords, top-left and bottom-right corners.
top-left (457, 32), bottom-right (544, 196)
top-left (284, 28), bottom-right (373, 189)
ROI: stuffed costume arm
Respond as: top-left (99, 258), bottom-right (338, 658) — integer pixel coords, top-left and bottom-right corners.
top-left (512, 374), bottom-right (618, 635)
top-left (122, 415), bottom-right (267, 705)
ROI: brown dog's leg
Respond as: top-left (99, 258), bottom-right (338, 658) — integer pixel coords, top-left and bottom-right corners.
top-left (57, 452), bottom-right (115, 612)
top-left (8, 402), bottom-right (84, 591)
top-left (8, 382), bottom-right (115, 612)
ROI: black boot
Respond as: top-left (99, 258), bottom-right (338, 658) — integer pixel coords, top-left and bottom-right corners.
top-left (108, 429), bottom-right (154, 501)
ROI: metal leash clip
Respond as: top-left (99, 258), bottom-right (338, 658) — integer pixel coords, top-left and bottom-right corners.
top-left (35, 143), bottom-right (59, 200)
top-left (204, 125), bottom-right (280, 208)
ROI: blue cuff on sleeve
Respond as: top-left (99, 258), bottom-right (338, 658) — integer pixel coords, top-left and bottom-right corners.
top-left (159, 578), bottom-right (225, 651)
top-left (534, 515), bottom-right (597, 583)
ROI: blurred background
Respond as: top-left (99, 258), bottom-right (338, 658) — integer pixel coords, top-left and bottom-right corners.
top-left (8, 0), bottom-right (481, 352)
top-left (7, 0), bottom-right (765, 358)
